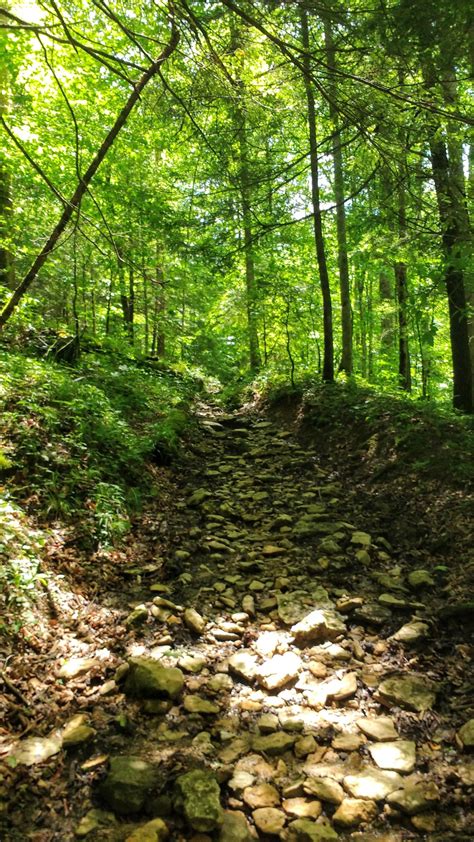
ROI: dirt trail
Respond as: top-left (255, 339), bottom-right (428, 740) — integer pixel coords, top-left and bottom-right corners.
top-left (1, 408), bottom-right (473, 841)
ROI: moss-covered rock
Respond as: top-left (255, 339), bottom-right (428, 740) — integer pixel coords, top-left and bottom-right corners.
top-left (174, 769), bottom-right (224, 832)
top-left (124, 658), bottom-right (184, 700)
top-left (98, 756), bottom-right (158, 815)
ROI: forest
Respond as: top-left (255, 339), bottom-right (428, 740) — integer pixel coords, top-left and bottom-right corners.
top-left (0, 1), bottom-right (473, 841)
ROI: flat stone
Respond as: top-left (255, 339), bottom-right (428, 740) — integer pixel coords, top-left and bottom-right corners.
top-left (287, 819), bottom-right (339, 840)
top-left (179, 655), bottom-right (207, 673)
top-left (252, 732), bottom-right (296, 756)
top-left (291, 609), bottom-right (346, 647)
top-left (325, 672), bottom-right (357, 702)
top-left (391, 621), bottom-right (429, 644)
top-left (258, 652), bottom-right (302, 691)
top-left (352, 603), bottom-right (392, 627)
top-left (377, 674), bottom-right (437, 712)
top-left (407, 570), bottom-right (435, 589)
top-left (242, 783), bottom-right (280, 809)
top-left (75, 809), bottom-right (116, 837)
top-left (368, 740), bottom-right (416, 773)
top-left (228, 651), bottom-right (258, 683)
top-left (294, 736), bottom-right (318, 758)
top-left (125, 605), bottom-right (149, 628)
top-left (62, 715), bottom-right (96, 748)
top-left (277, 588), bottom-right (331, 626)
top-left (356, 717), bottom-right (398, 742)
top-left (125, 658), bottom-right (184, 700)
top-left (228, 771), bottom-right (255, 794)
top-left (98, 756), bottom-right (158, 815)
top-left (9, 733), bottom-right (62, 766)
top-left (258, 713), bottom-right (279, 733)
top-left (184, 696), bottom-right (219, 715)
top-left (58, 657), bottom-right (99, 679)
top-left (183, 608), bottom-right (206, 635)
top-left (351, 531), bottom-right (371, 547)
top-left (303, 777), bottom-right (344, 804)
top-left (343, 769), bottom-right (403, 800)
top-left (457, 718), bottom-right (474, 749)
top-left (386, 781), bottom-right (440, 815)
top-left (188, 488), bottom-right (212, 506)
top-left (125, 818), bottom-right (169, 842)
top-left (282, 798), bottom-right (322, 819)
top-left (174, 769), bottom-right (224, 832)
top-left (252, 807), bottom-right (286, 835)
top-left (332, 798), bottom-right (378, 827)
top-left (332, 733), bottom-right (365, 752)
top-left (218, 811), bottom-right (253, 842)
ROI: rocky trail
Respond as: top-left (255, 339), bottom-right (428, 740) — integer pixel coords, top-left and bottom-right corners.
top-left (1, 406), bottom-right (473, 842)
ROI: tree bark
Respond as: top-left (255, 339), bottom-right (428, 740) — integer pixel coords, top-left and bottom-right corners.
top-left (300, 6), bottom-right (334, 382)
top-left (236, 90), bottom-right (261, 372)
top-left (324, 18), bottom-right (352, 375)
top-left (0, 14), bottom-right (179, 329)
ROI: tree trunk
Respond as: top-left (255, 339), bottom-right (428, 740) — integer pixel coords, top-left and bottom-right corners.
top-left (395, 168), bottom-right (411, 391)
top-left (324, 18), bottom-right (352, 375)
top-left (423, 64), bottom-right (473, 412)
top-left (300, 6), bottom-right (334, 382)
top-left (236, 92), bottom-right (261, 372)
top-left (0, 17), bottom-right (179, 329)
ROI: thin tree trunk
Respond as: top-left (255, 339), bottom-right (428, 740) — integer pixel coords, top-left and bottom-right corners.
top-left (324, 18), bottom-right (352, 375)
top-left (0, 17), bottom-right (179, 329)
top-left (300, 6), bottom-right (334, 382)
top-left (236, 95), bottom-right (261, 372)
top-left (395, 167), bottom-right (411, 391)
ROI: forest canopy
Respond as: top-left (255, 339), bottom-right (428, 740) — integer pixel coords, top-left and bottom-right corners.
top-left (0, 0), bottom-right (473, 409)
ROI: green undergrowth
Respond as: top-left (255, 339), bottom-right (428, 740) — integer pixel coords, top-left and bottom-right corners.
top-left (263, 377), bottom-right (474, 487)
top-left (0, 349), bottom-right (199, 549)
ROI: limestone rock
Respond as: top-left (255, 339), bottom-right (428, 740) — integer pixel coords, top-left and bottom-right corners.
top-left (377, 674), bottom-right (437, 712)
top-left (252, 807), bottom-right (286, 835)
top-left (303, 777), bottom-right (344, 804)
top-left (391, 621), bottom-right (429, 644)
top-left (125, 658), bottom-right (184, 700)
top-left (184, 695), bottom-right (219, 715)
top-left (352, 603), bottom-right (392, 627)
top-left (62, 714), bottom-right (96, 748)
top-left (98, 756), bottom-right (158, 815)
top-left (243, 783), bottom-right (280, 809)
top-left (343, 769), bottom-right (404, 800)
top-left (324, 672), bottom-right (357, 702)
top-left (407, 570), bottom-right (435, 589)
top-left (228, 651), bottom-right (258, 683)
top-left (332, 798), bottom-right (378, 827)
top-left (386, 781), bottom-right (440, 815)
top-left (457, 719), bottom-right (474, 749)
top-left (332, 733), bottom-right (365, 752)
top-left (174, 769), bottom-right (224, 832)
top-left (184, 608), bottom-right (206, 635)
top-left (9, 733), bottom-right (62, 766)
top-left (252, 732), bottom-right (296, 756)
top-left (125, 605), bottom-right (149, 628)
top-left (125, 818), bottom-right (169, 842)
top-left (219, 811), bottom-right (253, 842)
top-left (356, 717), bottom-right (398, 742)
top-left (277, 588), bottom-right (331, 626)
top-left (58, 657), bottom-right (99, 679)
top-left (287, 819), bottom-right (339, 841)
top-left (368, 740), bottom-right (416, 773)
top-left (75, 809), bottom-right (116, 837)
top-left (291, 609), bottom-right (346, 647)
top-left (258, 652), bottom-right (302, 691)
top-left (282, 798), bottom-right (322, 819)
top-left (188, 488), bottom-right (212, 507)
